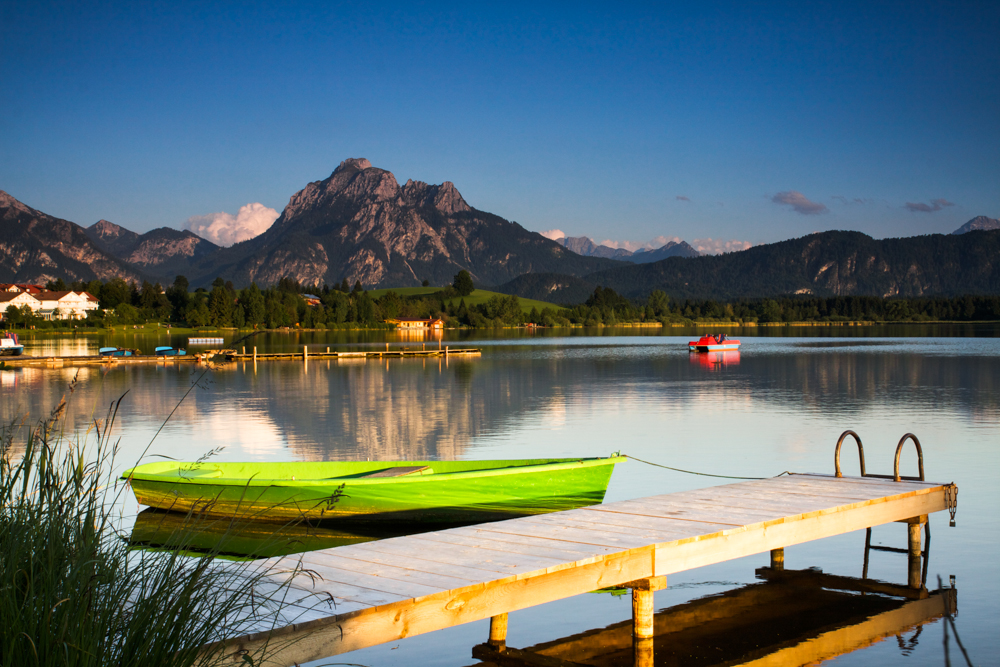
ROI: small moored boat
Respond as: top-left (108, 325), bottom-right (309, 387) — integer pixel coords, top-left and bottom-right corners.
top-left (0, 332), bottom-right (23, 356)
top-left (155, 346), bottom-right (187, 356)
top-left (99, 346), bottom-right (140, 357)
top-left (123, 456), bottom-right (625, 523)
top-left (689, 334), bottom-right (740, 352)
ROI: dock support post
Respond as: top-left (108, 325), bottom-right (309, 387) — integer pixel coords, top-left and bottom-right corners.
top-left (624, 576), bottom-right (665, 667)
top-left (770, 548), bottom-right (785, 571)
top-left (303, 346), bottom-right (308, 361)
top-left (253, 346), bottom-right (256, 361)
top-left (487, 613), bottom-right (508, 651)
top-left (908, 521), bottom-right (922, 589)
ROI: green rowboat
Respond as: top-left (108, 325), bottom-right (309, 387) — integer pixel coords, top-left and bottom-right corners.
top-left (123, 456), bottom-right (625, 523)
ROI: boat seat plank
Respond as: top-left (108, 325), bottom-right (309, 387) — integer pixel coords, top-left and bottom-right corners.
top-left (354, 465), bottom-right (431, 478)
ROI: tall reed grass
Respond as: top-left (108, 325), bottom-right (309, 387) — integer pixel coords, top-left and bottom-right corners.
top-left (0, 379), bottom-right (305, 667)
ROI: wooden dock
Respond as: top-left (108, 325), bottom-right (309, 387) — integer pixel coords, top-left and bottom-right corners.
top-left (221, 472), bottom-right (956, 666)
top-left (0, 345), bottom-right (480, 368)
top-left (0, 354), bottom-right (200, 367)
top-left (226, 344), bottom-right (481, 362)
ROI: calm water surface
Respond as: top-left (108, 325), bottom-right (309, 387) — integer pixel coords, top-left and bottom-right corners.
top-left (3, 327), bottom-right (998, 666)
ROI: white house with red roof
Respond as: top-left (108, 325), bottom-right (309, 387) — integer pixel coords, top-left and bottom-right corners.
top-left (0, 291), bottom-right (42, 318)
top-left (33, 291), bottom-right (100, 319)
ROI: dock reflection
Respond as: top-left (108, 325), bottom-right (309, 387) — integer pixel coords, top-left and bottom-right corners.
top-left (473, 570), bottom-right (956, 667)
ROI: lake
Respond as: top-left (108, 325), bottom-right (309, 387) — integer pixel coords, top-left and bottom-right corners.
top-left (3, 326), bottom-right (997, 666)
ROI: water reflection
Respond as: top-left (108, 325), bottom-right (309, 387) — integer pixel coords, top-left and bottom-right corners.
top-left (472, 573), bottom-right (957, 667)
top-left (3, 337), bottom-right (999, 465)
top-left (129, 509), bottom-right (449, 559)
top-left (689, 350), bottom-right (740, 371)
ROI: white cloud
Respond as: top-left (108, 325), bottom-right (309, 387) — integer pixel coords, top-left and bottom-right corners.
top-left (183, 202), bottom-right (279, 247)
top-left (691, 238), bottom-right (754, 255)
top-left (540, 229), bottom-right (567, 241)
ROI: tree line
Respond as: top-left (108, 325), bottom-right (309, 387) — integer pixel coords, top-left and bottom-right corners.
top-left (4, 274), bottom-right (1000, 330)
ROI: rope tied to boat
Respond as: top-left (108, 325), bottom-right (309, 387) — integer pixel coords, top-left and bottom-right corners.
top-left (623, 454), bottom-right (791, 480)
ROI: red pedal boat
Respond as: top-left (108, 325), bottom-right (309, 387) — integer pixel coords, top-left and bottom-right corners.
top-left (688, 334), bottom-right (740, 352)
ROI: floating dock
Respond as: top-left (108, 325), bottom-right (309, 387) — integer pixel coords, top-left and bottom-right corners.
top-left (0, 345), bottom-right (479, 367)
top-left (220, 471), bottom-right (956, 666)
top-left (0, 354), bottom-right (200, 367)
top-left (226, 344), bottom-right (480, 362)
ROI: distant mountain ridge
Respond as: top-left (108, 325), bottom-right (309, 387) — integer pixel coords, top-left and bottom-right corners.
top-left (578, 229), bottom-right (1000, 300)
top-left (953, 216), bottom-right (1000, 234)
top-left (554, 235), bottom-right (700, 262)
top-left (3, 172), bottom-right (999, 303)
top-left (0, 191), bottom-right (142, 284)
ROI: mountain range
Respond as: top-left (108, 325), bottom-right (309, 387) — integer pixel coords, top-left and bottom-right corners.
top-left (0, 191), bottom-right (142, 284)
top-left (1, 159), bottom-right (997, 301)
top-left (554, 236), bottom-right (700, 262)
top-left (84, 219), bottom-right (219, 278)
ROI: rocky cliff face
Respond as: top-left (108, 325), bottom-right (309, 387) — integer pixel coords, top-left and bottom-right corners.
top-left (186, 158), bottom-right (622, 287)
top-left (84, 221), bottom-right (218, 280)
top-left (0, 191), bottom-right (143, 284)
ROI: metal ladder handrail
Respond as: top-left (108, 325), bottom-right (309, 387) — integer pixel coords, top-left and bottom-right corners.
top-left (893, 433), bottom-right (925, 482)
top-left (834, 430), bottom-right (866, 478)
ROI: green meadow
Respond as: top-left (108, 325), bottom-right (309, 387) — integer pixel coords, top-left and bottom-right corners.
top-left (366, 287), bottom-right (566, 314)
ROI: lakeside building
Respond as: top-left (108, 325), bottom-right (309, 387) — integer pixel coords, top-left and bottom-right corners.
top-left (34, 291), bottom-right (100, 320)
top-left (0, 291), bottom-right (43, 315)
top-left (386, 317), bottom-right (445, 329)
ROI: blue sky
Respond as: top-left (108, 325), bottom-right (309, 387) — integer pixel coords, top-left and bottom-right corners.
top-left (2, 1), bottom-right (998, 251)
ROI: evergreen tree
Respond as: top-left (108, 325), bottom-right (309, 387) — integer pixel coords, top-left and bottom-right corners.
top-left (242, 283), bottom-right (266, 326)
top-left (453, 270), bottom-right (474, 296)
top-left (208, 285), bottom-right (233, 326)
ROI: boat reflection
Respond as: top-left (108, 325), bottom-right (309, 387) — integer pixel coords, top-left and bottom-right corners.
top-left (690, 349), bottom-right (740, 370)
top-left (128, 509), bottom-right (455, 559)
top-left (473, 569), bottom-right (956, 667)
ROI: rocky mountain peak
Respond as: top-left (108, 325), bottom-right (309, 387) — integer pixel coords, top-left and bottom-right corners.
top-left (89, 219), bottom-right (131, 240)
top-left (333, 158), bottom-right (373, 174)
top-left (0, 190), bottom-right (35, 216)
top-left (953, 216), bottom-right (1000, 234)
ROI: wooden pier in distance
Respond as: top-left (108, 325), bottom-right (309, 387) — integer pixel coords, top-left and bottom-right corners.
top-left (0, 345), bottom-right (480, 368)
top-left (226, 344), bottom-right (480, 362)
top-left (221, 472), bottom-right (957, 666)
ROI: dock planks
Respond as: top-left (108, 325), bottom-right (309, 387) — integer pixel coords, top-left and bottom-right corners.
top-left (221, 473), bottom-right (955, 665)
